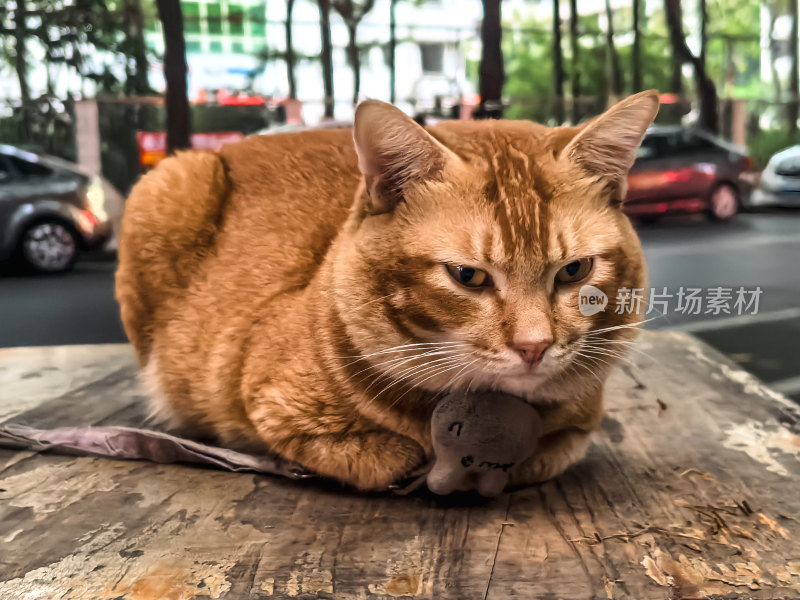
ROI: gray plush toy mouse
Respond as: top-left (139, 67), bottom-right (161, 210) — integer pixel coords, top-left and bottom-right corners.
top-left (427, 390), bottom-right (543, 497)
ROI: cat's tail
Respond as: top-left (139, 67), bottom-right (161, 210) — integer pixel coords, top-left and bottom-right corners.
top-left (115, 151), bottom-right (229, 365)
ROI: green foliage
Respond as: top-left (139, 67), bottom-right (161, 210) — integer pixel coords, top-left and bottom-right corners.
top-left (502, 8), bottom-right (672, 123)
top-left (707, 0), bottom-right (760, 37)
top-left (0, 0), bottom-right (155, 95)
top-left (502, 20), bottom-right (553, 122)
top-left (747, 128), bottom-right (800, 169)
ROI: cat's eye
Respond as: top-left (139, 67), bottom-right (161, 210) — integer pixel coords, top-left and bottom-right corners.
top-left (446, 264), bottom-right (492, 288)
top-left (555, 258), bottom-right (593, 284)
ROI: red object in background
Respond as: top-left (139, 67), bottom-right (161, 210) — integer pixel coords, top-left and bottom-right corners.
top-left (662, 169), bottom-right (694, 183)
top-left (658, 93), bottom-right (680, 105)
top-left (623, 126), bottom-right (753, 220)
top-left (137, 131), bottom-right (244, 167)
top-left (626, 165), bottom-right (716, 216)
top-left (217, 89), bottom-right (266, 106)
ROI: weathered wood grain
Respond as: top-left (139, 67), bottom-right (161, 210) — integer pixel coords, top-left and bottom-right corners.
top-left (0, 332), bottom-right (798, 599)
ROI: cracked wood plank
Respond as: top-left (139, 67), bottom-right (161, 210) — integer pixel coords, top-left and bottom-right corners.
top-left (0, 331), bottom-right (799, 599)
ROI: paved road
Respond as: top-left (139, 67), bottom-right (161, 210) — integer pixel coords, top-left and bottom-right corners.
top-left (0, 259), bottom-right (126, 348)
top-left (636, 211), bottom-right (800, 402)
top-left (641, 211), bottom-right (800, 328)
top-left (1, 211), bottom-right (798, 399)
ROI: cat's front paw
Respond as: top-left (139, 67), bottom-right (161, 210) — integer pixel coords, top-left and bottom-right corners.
top-left (510, 430), bottom-right (590, 485)
top-left (349, 431), bottom-right (427, 491)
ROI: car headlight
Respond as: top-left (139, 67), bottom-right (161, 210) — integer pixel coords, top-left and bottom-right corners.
top-left (86, 176), bottom-right (107, 220)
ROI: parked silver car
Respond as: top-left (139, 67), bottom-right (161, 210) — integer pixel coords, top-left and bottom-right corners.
top-left (0, 145), bottom-right (113, 273)
top-left (747, 145), bottom-right (800, 209)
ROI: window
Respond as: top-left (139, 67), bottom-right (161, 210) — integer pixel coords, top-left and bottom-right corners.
top-left (228, 4), bottom-right (244, 35)
top-left (776, 156), bottom-right (800, 177)
top-left (7, 156), bottom-right (52, 178)
top-left (232, 41), bottom-right (245, 53)
top-left (637, 131), bottom-right (718, 161)
top-left (677, 131), bottom-right (716, 154)
top-left (249, 3), bottom-right (266, 37)
top-left (0, 158), bottom-right (11, 183)
top-left (186, 40), bottom-right (202, 53)
top-left (209, 40), bottom-right (223, 53)
top-left (636, 135), bottom-right (668, 160)
top-left (419, 43), bottom-right (444, 73)
top-left (207, 3), bottom-right (222, 34)
top-left (183, 2), bottom-right (201, 33)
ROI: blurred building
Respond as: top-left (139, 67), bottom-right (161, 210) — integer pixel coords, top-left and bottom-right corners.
top-left (142, 0), bottom-right (485, 123)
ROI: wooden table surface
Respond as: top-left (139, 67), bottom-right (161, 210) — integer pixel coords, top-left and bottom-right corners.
top-left (1, 331), bottom-right (799, 600)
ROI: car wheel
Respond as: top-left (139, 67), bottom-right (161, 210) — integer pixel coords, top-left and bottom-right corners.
top-left (708, 184), bottom-right (739, 221)
top-left (20, 221), bottom-right (78, 273)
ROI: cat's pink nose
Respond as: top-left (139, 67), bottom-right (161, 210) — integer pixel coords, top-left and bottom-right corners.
top-left (510, 341), bottom-right (551, 365)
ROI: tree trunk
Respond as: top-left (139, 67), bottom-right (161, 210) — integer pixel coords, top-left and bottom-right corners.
top-left (665, 0), bottom-right (683, 95)
top-left (346, 23), bottom-right (360, 106)
top-left (13, 0), bottom-right (31, 138)
top-left (478, 0), bottom-right (503, 118)
top-left (553, 0), bottom-right (565, 122)
top-left (789, 0), bottom-right (799, 135)
top-left (569, 0), bottom-right (579, 122)
top-left (664, 0), bottom-right (718, 133)
top-left (769, 14), bottom-right (782, 104)
top-left (286, 0), bottom-right (297, 99)
top-left (699, 0), bottom-right (707, 68)
top-left (156, 0), bottom-right (191, 153)
top-left (129, 0), bottom-right (151, 94)
top-left (632, 0), bottom-right (642, 91)
top-left (318, 0), bottom-right (335, 118)
top-left (389, 0), bottom-right (397, 104)
top-left (604, 0), bottom-right (623, 98)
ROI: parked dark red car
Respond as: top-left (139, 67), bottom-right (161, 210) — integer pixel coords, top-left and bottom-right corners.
top-left (625, 126), bottom-right (754, 221)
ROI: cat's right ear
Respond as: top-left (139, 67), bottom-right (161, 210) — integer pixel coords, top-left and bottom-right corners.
top-left (559, 90), bottom-right (660, 204)
top-left (353, 100), bottom-right (455, 214)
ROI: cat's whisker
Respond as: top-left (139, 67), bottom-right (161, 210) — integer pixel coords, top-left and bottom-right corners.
top-left (577, 346), bottom-right (635, 367)
top-left (578, 345), bottom-right (628, 359)
top-left (333, 341), bottom-right (469, 362)
top-left (335, 345), bottom-right (469, 372)
top-left (370, 354), bottom-right (469, 400)
top-left (337, 347), bottom-right (434, 390)
top-left (381, 358), bottom-right (471, 410)
top-left (380, 353), bottom-right (468, 388)
top-left (584, 317), bottom-right (659, 336)
top-left (569, 357), bottom-right (605, 386)
top-left (339, 293), bottom-right (394, 315)
top-left (572, 361), bottom-right (603, 385)
top-left (342, 357), bottom-right (450, 393)
top-left (388, 357), bottom-right (480, 409)
top-left (572, 347), bottom-right (630, 372)
top-left (580, 337), bottom-right (653, 358)
top-left (343, 344), bottom-right (470, 397)
top-left (443, 357), bottom-right (481, 392)
top-left (334, 340), bottom-right (459, 358)
top-left (343, 348), bottom-right (465, 383)
top-left (581, 341), bottom-right (655, 364)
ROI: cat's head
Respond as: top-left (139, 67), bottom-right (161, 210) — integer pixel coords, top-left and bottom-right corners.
top-left (332, 92), bottom-right (658, 401)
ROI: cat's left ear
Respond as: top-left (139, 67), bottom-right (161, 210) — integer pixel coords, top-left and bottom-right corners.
top-left (560, 90), bottom-right (660, 203)
top-left (353, 100), bottom-right (459, 214)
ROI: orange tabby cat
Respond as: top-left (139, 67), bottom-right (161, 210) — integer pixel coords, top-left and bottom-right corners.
top-left (116, 91), bottom-right (658, 490)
